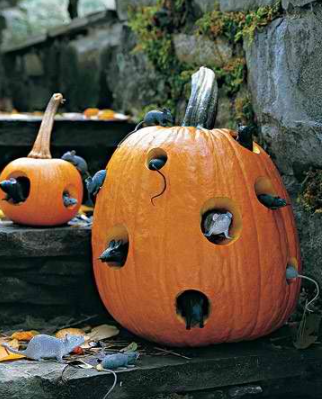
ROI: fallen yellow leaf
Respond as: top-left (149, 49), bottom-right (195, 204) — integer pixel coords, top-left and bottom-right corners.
top-left (88, 324), bottom-right (119, 341)
top-left (0, 338), bottom-right (25, 361)
top-left (55, 328), bottom-right (86, 339)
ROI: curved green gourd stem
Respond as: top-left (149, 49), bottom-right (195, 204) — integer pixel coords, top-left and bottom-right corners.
top-left (182, 67), bottom-right (218, 129)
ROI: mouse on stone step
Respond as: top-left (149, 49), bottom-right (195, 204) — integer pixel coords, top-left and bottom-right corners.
top-left (2, 334), bottom-right (84, 362)
top-left (118, 108), bottom-right (174, 147)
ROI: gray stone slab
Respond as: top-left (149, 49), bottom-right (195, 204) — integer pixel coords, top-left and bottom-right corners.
top-left (245, 6), bottom-right (322, 176)
top-left (220, 0), bottom-right (275, 12)
top-left (0, 224), bottom-right (91, 258)
top-left (173, 34), bottom-right (232, 68)
top-left (0, 119), bottom-right (135, 148)
top-left (282, 0), bottom-right (316, 9)
top-left (0, 340), bottom-right (321, 399)
top-left (220, 0), bottom-right (316, 12)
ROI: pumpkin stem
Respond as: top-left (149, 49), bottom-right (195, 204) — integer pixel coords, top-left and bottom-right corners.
top-left (28, 93), bottom-right (65, 159)
top-left (182, 67), bottom-right (218, 129)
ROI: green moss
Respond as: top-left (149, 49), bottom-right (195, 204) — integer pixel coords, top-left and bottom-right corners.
top-left (128, 0), bottom-right (194, 118)
top-left (196, 4), bottom-right (245, 44)
top-left (214, 57), bottom-right (246, 96)
top-left (298, 169), bottom-right (322, 213)
top-left (128, 0), bottom-right (282, 126)
top-left (196, 0), bottom-right (282, 45)
top-left (234, 93), bottom-right (256, 126)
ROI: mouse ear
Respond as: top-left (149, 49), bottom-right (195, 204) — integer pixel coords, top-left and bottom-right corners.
top-left (70, 150), bottom-right (76, 156)
top-left (109, 240), bottom-right (116, 248)
top-left (162, 108), bottom-right (170, 113)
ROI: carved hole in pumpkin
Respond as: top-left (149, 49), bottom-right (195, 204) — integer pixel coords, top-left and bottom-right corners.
top-left (286, 258), bottom-right (299, 286)
top-left (146, 148), bottom-right (168, 170)
top-left (228, 130), bottom-right (260, 154)
top-left (99, 224), bottom-right (129, 269)
top-left (63, 184), bottom-right (79, 209)
top-left (254, 177), bottom-right (281, 209)
top-left (201, 197), bottom-right (242, 245)
top-left (176, 290), bottom-right (209, 330)
top-left (1, 172), bottom-right (31, 206)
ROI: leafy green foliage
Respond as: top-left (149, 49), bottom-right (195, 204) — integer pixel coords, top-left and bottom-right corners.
top-left (128, 0), bottom-right (282, 125)
top-left (196, 5), bottom-right (245, 44)
top-left (196, 0), bottom-right (282, 45)
top-left (298, 169), bottom-right (322, 213)
top-left (128, 0), bottom-right (195, 117)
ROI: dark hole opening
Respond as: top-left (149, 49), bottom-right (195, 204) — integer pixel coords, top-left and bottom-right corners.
top-left (176, 290), bottom-right (209, 330)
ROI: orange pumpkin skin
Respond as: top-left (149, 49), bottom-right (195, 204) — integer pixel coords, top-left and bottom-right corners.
top-left (0, 157), bottom-right (83, 226)
top-left (92, 127), bottom-right (301, 347)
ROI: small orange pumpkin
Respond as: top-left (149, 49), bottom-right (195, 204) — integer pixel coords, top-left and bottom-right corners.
top-left (92, 68), bottom-right (301, 346)
top-left (0, 94), bottom-right (83, 226)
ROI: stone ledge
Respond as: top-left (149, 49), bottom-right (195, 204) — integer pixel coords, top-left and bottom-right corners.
top-left (0, 118), bottom-right (135, 148)
top-left (0, 337), bottom-right (321, 399)
top-left (0, 223), bottom-right (91, 258)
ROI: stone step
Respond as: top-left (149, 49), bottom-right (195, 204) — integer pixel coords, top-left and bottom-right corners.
top-left (0, 222), bottom-right (106, 327)
top-left (0, 117), bottom-right (136, 174)
top-left (0, 336), bottom-right (320, 399)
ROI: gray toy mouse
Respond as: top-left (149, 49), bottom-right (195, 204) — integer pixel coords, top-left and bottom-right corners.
top-left (61, 150), bottom-right (90, 178)
top-left (2, 334), bottom-right (84, 362)
top-left (118, 108), bottom-right (174, 147)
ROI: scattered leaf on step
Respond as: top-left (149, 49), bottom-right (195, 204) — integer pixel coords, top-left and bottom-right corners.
top-left (55, 328), bottom-right (86, 339)
top-left (0, 338), bottom-right (25, 361)
top-left (88, 325), bottom-right (119, 341)
top-left (293, 312), bottom-right (322, 349)
top-left (11, 330), bottom-right (39, 341)
top-left (120, 342), bottom-right (138, 353)
top-left (71, 346), bottom-right (84, 355)
top-left (67, 359), bottom-right (94, 369)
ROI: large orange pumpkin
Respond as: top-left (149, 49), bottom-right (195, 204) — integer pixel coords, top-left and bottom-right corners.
top-left (0, 94), bottom-right (83, 226)
top-left (92, 68), bottom-right (301, 346)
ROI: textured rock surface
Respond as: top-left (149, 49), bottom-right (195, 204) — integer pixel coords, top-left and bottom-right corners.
top-left (0, 342), bottom-right (321, 399)
top-left (220, 0), bottom-right (275, 12)
top-left (220, 0), bottom-right (317, 12)
top-left (60, 22), bottom-right (122, 110)
top-left (245, 7), bottom-right (322, 176)
top-left (0, 224), bottom-right (106, 326)
top-left (173, 34), bottom-right (232, 68)
top-left (107, 25), bottom-right (168, 116)
top-left (282, 0), bottom-right (316, 9)
top-left (245, 2), bottom-right (322, 279)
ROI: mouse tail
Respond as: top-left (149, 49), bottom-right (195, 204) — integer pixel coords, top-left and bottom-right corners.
top-left (117, 121), bottom-right (144, 147)
top-left (2, 343), bottom-right (26, 356)
top-left (150, 169), bottom-right (167, 206)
